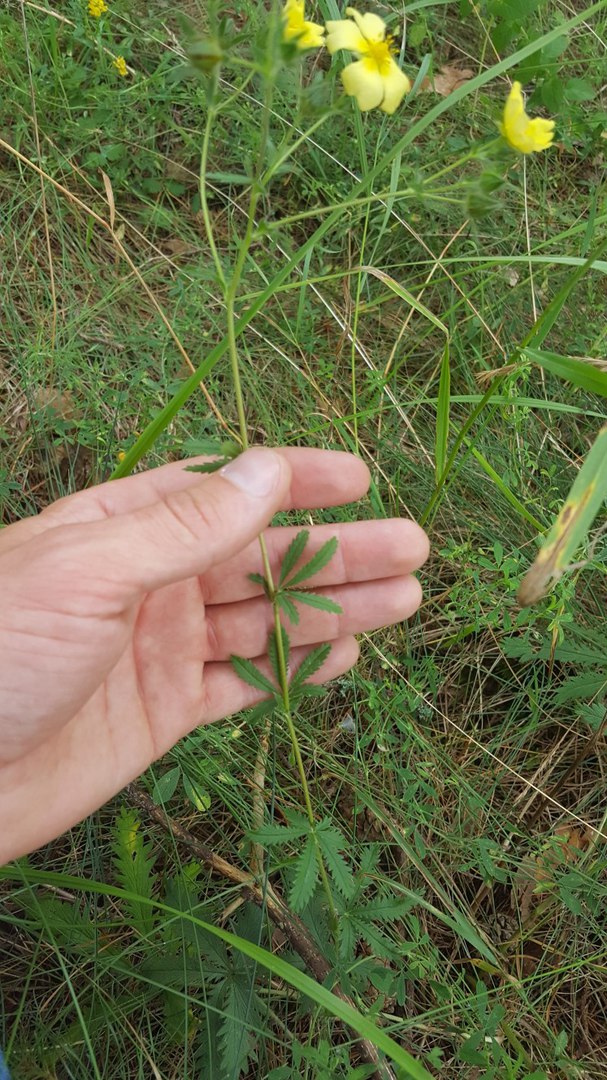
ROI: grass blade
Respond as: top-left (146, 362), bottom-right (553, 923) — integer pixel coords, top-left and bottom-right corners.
top-left (518, 424), bottom-right (607, 606)
top-left (524, 348), bottom-right (607, 398)
top-left (435, 341), bottom-right (451, 484)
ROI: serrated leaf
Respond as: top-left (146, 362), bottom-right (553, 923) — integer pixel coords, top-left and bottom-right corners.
top-left (286, 590), bottom-right (343, 615)
top-left (151, 765), bottom-right (181, 805)
top-left (218, 976), bottom-right (258, 1080)
top-left (355, 897), bottom-right (414, 923)
top-left (353, 917), bottom-right (398, 960)
top-left (112, 808), bottom-right (157, 938)
top-left (290, 643), bottom-right (331, 692)
top-left (316, 823), bottom-right (355, 900)
top-left (554, 673), bottom-right (607, 703)
top-left (184, 458), bottom-right (229, 474)
top-left (284, 536), bottom-right (339, 587)
top-left (244, 699), bottom-right (277, 723)
top-left (248, 572), bottom-right (266, 587)
top-left (289, 836), bottom-right (319, 913)
top-left (231, 655), bottom-right (277, 696)
top-left (277, 591), bottom-right (300, 624)
top-left (279, 529), bottom-right (310, 586)
top-left (268, 626), bottom-right (290, 686)
top-left (249, 820), bottom-right (311, 845)
top-left (290, 683), bottom-right (326, 705)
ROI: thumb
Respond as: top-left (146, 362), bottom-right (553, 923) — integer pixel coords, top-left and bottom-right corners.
top-left (46, 448), bottom-right (291, 600)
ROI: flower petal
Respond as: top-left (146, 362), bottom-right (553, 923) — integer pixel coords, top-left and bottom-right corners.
top-left (283, 0), bottom-right (325, 48)
top-left (325, 18), bottom-right (367, 55)
top-left (341, 58), bottom-right (385, 111)
top-left (501, 81), bottom-right (555, 154)
top-left (298, 20), bottom-right (326, 48)
top-left (380, 59), bottom-right (411, 113)
top-left (345, 7), bottom-right (387, 43)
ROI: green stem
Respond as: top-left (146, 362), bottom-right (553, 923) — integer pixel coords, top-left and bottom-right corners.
top-left (202, 66), bottom-right (339, 935)
top-left (198, 73), bottom-right (226, 292)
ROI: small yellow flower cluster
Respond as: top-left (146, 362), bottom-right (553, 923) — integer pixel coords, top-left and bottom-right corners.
top-left (88, 0), bottom-right (107, 17)
top-left (113, 55), bottom-right (128, 77)
top-left (282, 4), bottom-right (556, 150)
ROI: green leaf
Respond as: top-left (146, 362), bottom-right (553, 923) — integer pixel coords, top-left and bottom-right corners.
top-left (249, 821), bottom-right (310, 845)
top-left (248, 572), bottom-right (266, 587)
top-left (317, 823), bottom-right (355, 900)
top-left (518, 423), bottom-right (607, 605)
top-left (286, 590), bottom-right (343, 615)
top-left (184, 458), bottom-right (229, 474)
top-left (361, 266), bottom-right (449, 337)
top-left (524, 348), bottom-right (607, 398)
top-left (112, 808), bottom-right (157, 938)
top-left (289, 836), bottom-right (319, 913)
top-left (231, 655), bottom-right (277, 696)
top-left (183, 775), bottom-right (211, 812)
top-left (279, 529), bottom-right (310, 586)
top-left (554, 673), bottom-right (607, 704)
top-left (284, 536), bottom-right (339, 587)
top-left (244, 699), bottom-right (277, 723)
top-left (290, 643), bottom-right (331, 691)
top-left (277, 591), bottom-right (300, 624)
top-left (151, 766), bottom-right (181, 805)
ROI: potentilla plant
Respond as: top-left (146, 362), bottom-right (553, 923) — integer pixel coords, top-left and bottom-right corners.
top-left (111, 0), bottom-right (557, 932)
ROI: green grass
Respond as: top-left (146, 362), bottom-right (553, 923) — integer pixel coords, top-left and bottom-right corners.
top-left (1, 0), bottom-right (607, 1077)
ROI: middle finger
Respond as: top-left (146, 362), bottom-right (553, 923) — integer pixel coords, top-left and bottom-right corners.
top-left (204, 574), bottom-right (423, 661)
top-left (201, 518), bottom-right (429, 604)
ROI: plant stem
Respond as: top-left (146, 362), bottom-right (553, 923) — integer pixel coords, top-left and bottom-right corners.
top-left (198, 64), bottom-right (339, 936)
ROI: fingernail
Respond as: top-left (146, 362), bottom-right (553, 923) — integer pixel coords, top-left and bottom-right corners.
top-left (220, 448), bottom-right (282, 497)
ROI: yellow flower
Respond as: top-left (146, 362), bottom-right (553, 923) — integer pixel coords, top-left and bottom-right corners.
top-left (88, 0), bottom-right (108, 16)
top-left (113, 55), bottom-right (128, 77)
top-left (501, 82), bottom-right (555, 154)
top-left (325, 7), bottom-right (410, 114)
top-left (282, 0), bottom-right (325, 50)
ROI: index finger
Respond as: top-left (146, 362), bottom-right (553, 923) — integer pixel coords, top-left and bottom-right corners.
top-left (1, 448), bottom-right (371, 550)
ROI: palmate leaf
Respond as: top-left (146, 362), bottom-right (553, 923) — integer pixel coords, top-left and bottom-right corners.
top-left (230, 655), bottom-right (277, 697)
top-left (285, 536), bottom-right (339, 588)
top-left (279, 529), bottom-right (310, 586)
top-left (289, 835), bottom-right (319, 913)
top-left (1, 862), bottom-right (438, 1078)
top-left (286, 590), bottom-right (342, 615)
top-left (218, 974), bottom-right (260, 1080)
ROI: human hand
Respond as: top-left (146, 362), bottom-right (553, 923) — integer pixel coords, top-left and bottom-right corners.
top-left (0, 448), bottom-right (428, 863)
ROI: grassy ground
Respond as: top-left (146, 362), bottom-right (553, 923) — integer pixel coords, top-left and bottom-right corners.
top-left (1, 0), bottom-right (607, 1077)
